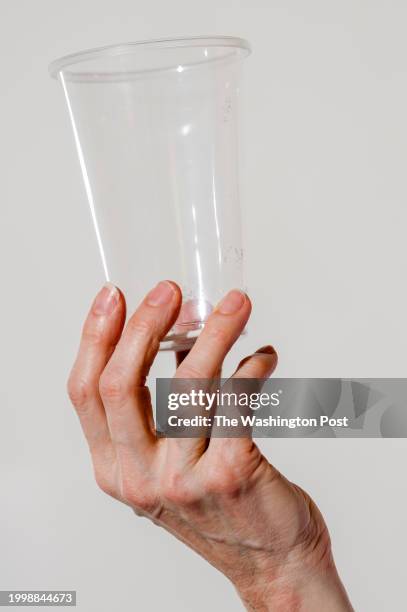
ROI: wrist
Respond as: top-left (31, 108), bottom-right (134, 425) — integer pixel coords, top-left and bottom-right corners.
top-left (238, 565), bottom-right (352, 612)
top-left (234, 541), bottom-right (353, 612)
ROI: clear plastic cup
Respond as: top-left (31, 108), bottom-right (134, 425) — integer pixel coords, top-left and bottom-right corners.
top-left (49, 36), bottom-right (251, 350)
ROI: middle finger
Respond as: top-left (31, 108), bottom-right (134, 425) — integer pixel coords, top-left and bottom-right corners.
top-left (166, 290), bottom-right (251, 464)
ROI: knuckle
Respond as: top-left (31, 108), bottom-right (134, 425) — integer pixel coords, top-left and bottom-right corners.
top-left (120, 477), bottom-right (156, 512)
top-left (67, 374), bottom-right (93, 412)
top-left (203, 470), bottom-right (240, 497)
top-left (205, 324), bottom-right (229, 345)
top-left (127, 317), bottom-right (155, 341)
top-left (161, 473), bottom-right (197, 505)
top-left (94, 469), bottom-right (116, 498)
top-left (99, 368), bottom-right (126, 401)
top-left (205, 477), bottom-right (239, 497)
top-left (82, 321), bottom-right (106, 346)
top-left (176, 363), bottom-right (205, 380)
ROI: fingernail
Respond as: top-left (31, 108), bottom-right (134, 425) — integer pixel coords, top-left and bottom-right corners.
top-left (216, 290), bottom-right (246, 315)
top-left (93, 283), bottom-right (120, 316)
top-left (146, 281), bottom-right (176, 307)
top-left (256, 345), bottom-right (276, 356)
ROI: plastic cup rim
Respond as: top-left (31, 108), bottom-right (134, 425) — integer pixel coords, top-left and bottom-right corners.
top-left (48, 35), bottom-right (251, 79)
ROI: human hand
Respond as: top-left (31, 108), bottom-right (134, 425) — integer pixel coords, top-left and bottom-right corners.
top-left (67, 281), bottom-right (353, 611)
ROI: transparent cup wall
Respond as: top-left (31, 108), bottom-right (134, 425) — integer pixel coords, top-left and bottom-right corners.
top-left (51, 38), bottom-right (250, 350)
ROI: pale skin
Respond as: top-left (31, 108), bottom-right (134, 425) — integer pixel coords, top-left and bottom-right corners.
top-left (67, 280), bottom-right (353, 611)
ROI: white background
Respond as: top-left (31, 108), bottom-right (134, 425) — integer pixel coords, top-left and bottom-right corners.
top-left (1, 1), bottom-right (407, 610)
